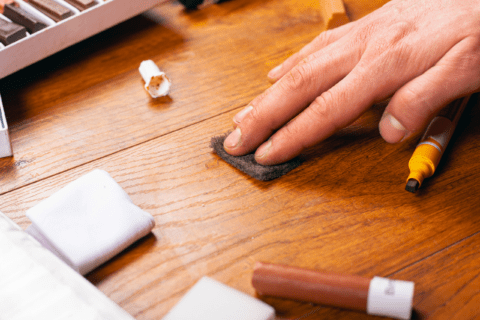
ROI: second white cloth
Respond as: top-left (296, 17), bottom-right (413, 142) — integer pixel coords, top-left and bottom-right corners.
top-left (26, 169), bottom-right (155, 275)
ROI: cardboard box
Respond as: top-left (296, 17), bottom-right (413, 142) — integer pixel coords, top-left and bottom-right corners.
top-left (0, 94), bottom-right (13, 158)
top-left (0, 0), bottom-right (168, 79)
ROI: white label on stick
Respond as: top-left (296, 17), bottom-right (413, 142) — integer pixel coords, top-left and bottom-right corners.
top-left (366, 277), bottom-right (414, 320)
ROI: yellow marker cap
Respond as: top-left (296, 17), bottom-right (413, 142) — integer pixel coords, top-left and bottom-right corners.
top-left (407, 143), bottom-right (443, 187)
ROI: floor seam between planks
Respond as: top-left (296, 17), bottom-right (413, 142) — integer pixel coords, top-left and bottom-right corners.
top-left (387, 229), bottom-right (480, 278)
top-left (0, 105), bottom-right (243, 197)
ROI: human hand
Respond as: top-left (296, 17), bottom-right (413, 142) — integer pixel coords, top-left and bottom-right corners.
top-left (224, 0), bottom-right (480, 165)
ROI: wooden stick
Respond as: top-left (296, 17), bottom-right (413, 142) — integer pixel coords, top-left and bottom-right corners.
top-left (319, 0), bottom-right (350, 29)
top-left (252, 262), bottom-right (415, 320)
top-left (253, 261), bottom-right (370, 311)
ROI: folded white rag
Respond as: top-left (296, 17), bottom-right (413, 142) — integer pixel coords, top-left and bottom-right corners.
top-left (162, 277), bottom-right (275, 320)
top-left (26, 169), bottom-right (155, 275)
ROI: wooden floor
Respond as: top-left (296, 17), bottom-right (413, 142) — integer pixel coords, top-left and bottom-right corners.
top-left (1, 0), bottom-right (480, 319)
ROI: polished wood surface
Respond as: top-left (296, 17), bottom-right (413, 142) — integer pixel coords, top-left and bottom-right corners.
top-left (1, 0), bottom-right (479, 319)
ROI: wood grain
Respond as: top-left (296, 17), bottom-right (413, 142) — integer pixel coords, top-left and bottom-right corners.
top-left (0, 0), bottom-right (322, 194)
top-left (1, 0), bottom-right (480, 319)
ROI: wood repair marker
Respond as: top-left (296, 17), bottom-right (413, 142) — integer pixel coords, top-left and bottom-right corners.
top-left (405, 95), bottom-right (471, 193)
top-left (252, 262), bottom-right (414, 320)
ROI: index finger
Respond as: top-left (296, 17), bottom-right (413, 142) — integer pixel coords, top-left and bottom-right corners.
top-left (254, 67), bottom-right (378, 165)
top-left (268, 21), bottom-right (357, 82)
top-left (252, 30), bottom-right (438, 165)
top-left (223, 36), bottom-right (361, 157)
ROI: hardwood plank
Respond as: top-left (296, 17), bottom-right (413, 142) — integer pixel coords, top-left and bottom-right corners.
top-left (397, 233), bottom-right (480, 320)
top-left (0, 0), bottom-right (324, 194)
top-left (259, 232), bottom-right (480, 320)
top-left (1, 100), bottom-right (480, 318)
top-left (2, 1), bottom-right (480, 319)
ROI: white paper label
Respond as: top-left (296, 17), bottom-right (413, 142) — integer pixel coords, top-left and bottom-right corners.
top-left (367, 277), bottom-right (414, 320)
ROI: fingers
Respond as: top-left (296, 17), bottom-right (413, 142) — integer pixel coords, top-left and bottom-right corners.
top-left (224, 35), bottom-right (362, 157)
top-left (231, 25), bottom-right (480, 165)
top-left (226, 17), bottom-right (420, 163)
top-left (380, 36), bottom-right (480, 143)
top-left (252, 62), bottom-right (381, 165)
top-left (234, 23), bottom-right (419, 165)
top-left (226, 0), bottom-right (480, 167)
top-left (267, 21), bottom-right (357, 82)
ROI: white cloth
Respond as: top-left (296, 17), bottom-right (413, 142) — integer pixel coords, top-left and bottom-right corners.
top-left (0, 211), bottom-right (136, 320)
top-left (26, 169), bottom-right (155, 275)
top-left (162, 277), bottom-right (275, 320)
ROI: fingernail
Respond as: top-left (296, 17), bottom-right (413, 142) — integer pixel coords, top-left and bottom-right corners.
top-left (233, 105), bottom-right (253, 124)
top-left (224, 128), bottom-right (242, 149)
top-left (268, 64), bottom-right (282, 81)
top-left (380, 113), bottom-right (407, 143)
top-left (255, 140), bottom-right (272, 159)
top-left (389, 114), bottom-right (406, 131)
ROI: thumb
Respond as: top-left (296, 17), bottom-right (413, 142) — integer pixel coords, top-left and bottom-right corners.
top-left (379, 38), bottom-right (480, 143)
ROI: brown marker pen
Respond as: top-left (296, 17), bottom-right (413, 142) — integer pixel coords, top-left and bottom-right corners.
top-left (252, 262), bottom-right (414, 320)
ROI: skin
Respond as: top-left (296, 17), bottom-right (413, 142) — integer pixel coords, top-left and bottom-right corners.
top-left (0, 0), bottom-right (14, 7)
top-left (224, 0), bottom-right (480, 165)
top-left (0, 0), bottom-right (14, 12)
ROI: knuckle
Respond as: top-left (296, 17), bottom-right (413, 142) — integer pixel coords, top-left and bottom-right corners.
top-left (282, 120), bottom-right (312, 151)
top-left (247, 104), bottom-right (269, 128)
top-left (385, 22), bottom-right (412, 48)
top-left (438, 37), bottom-right (480, 92)
top-left (308, 91), bottom-right (340, 131)
top-left (398, 89), bottom-right (419, 112)
top-left (359, 21), bottom-right (412, 58)
top-left (350, 21), bottom-right (378, 46)
top-left (280, 91), bottom-right (341, 151)
top-left (371, 24), bottom-right (410, 54)
top-left (457, 39), bottom-right (480, 74)
top-left (282, 119), bottom-right (303, 139)
top-left (358, 22), bottom-right (415, 75)
top-left (312, 29), bottom-right (335, 46)
top-left (281, 63), bottom-right (313, 92)
top-left (396, 87), bottom-right (433, 130)
top-left (247, 101), bottom-right (277, 133)
top-left (312, 93), bottom-right (333, 118)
